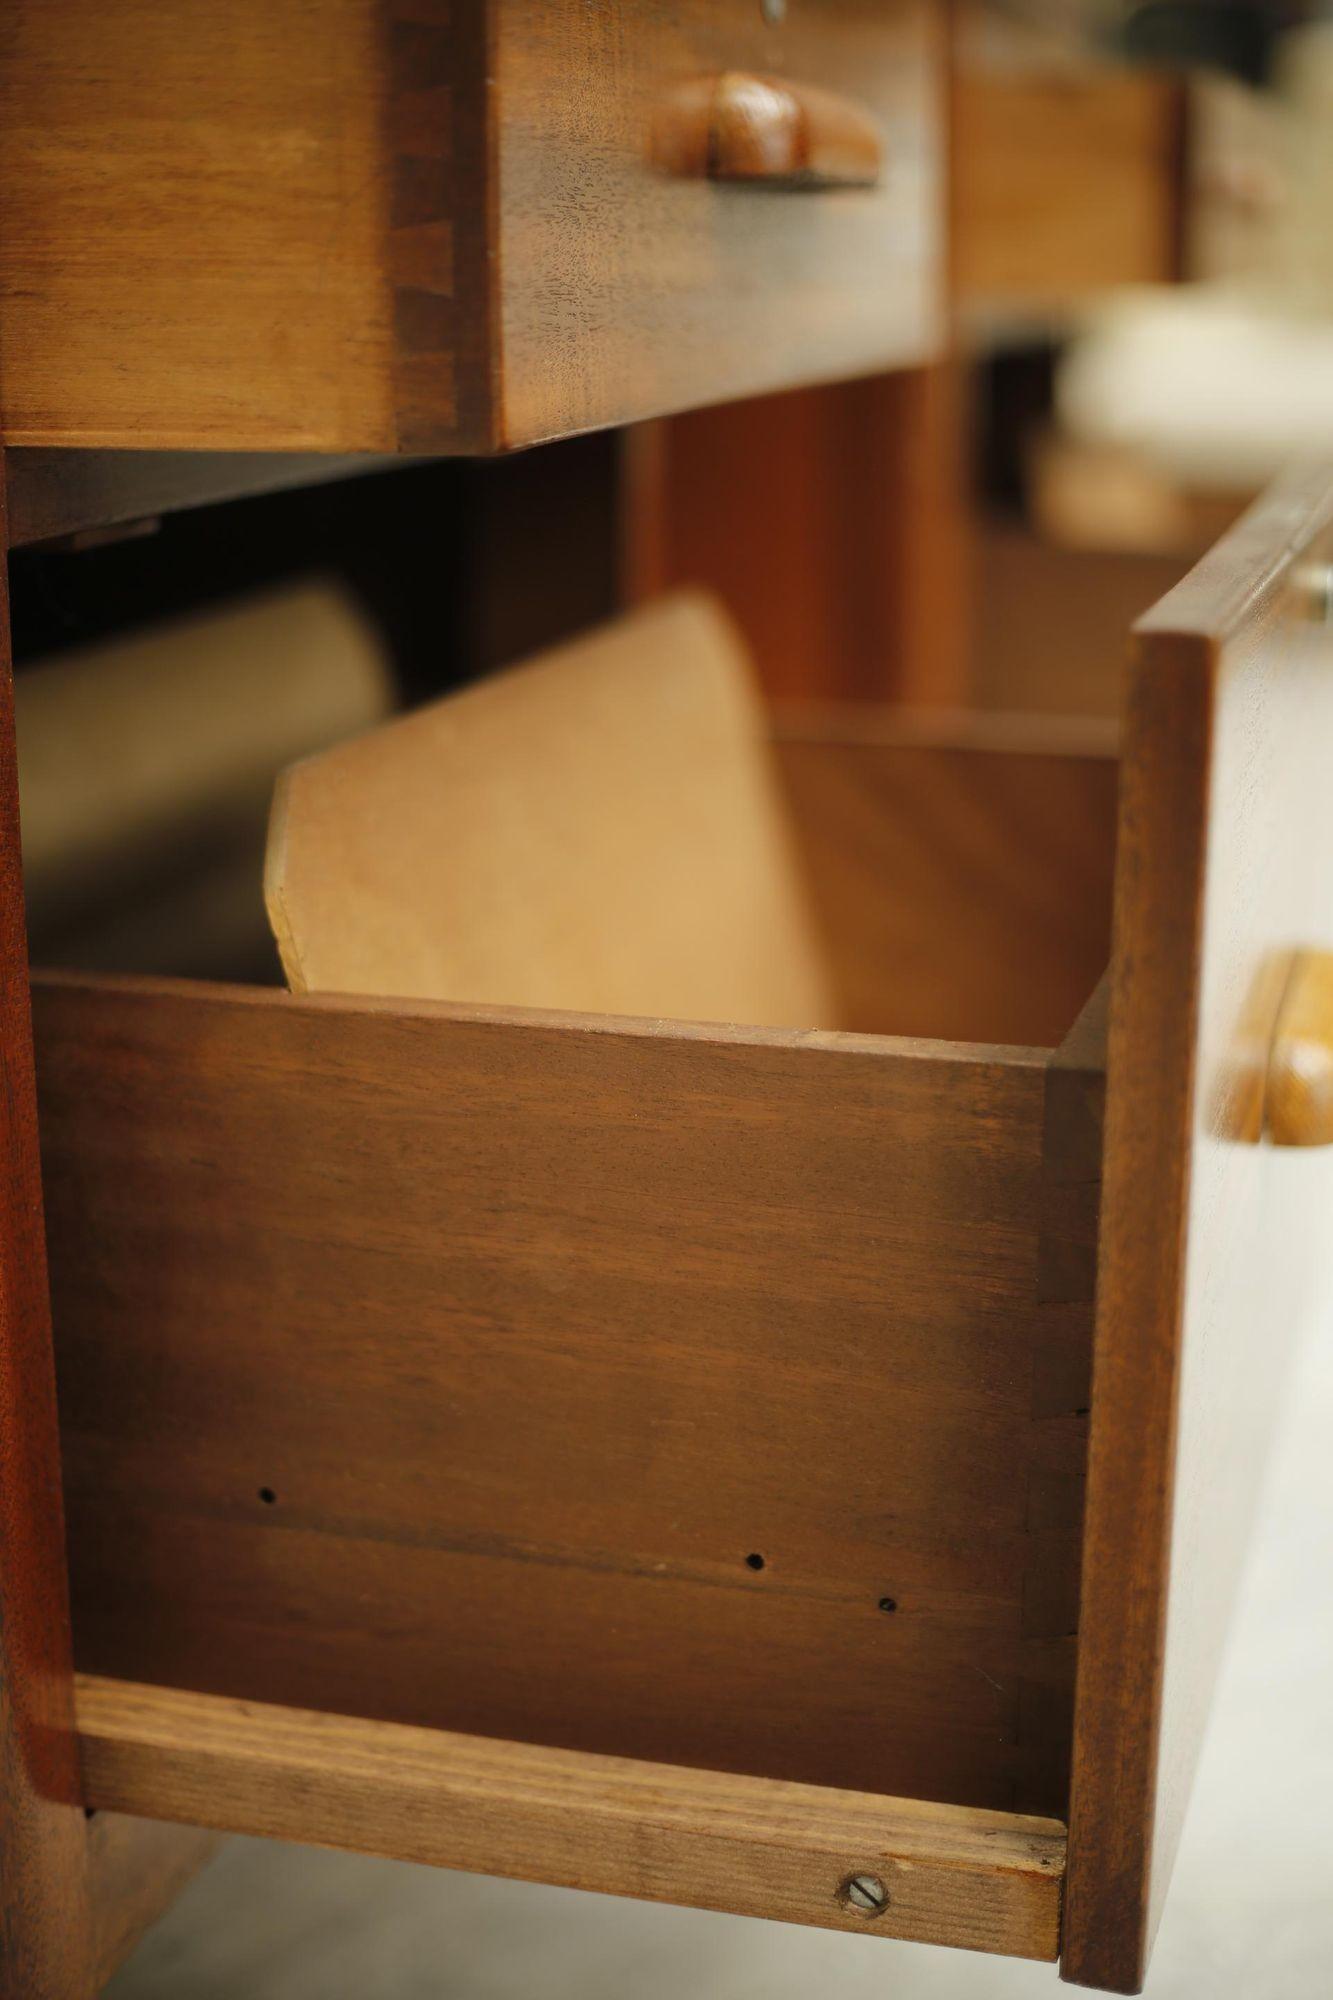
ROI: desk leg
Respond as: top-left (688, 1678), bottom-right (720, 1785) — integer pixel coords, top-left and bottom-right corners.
top-left (0, 451), bottom-right (97, 1997)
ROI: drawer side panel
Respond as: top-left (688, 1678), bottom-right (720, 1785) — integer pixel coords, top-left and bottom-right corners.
top-left (35, 976), bottom-right (1073, 1814)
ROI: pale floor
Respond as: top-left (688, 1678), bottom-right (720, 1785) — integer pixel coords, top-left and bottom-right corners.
top-left (108, 1319), bottom-right (1333, 2000)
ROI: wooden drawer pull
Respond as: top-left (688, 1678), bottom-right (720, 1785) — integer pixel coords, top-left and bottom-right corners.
top-left (651, 73), bottom-right (883, 188)
top-left (1267, 950), bottom-right (1333, 1145)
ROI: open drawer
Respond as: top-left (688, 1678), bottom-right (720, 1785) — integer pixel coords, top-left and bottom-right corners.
top-left (35, 684), bottom-right (1119, 1971)
top-left (0, 0), bottom-right (940, 453)
top-left (15, 470), bottom-right (1333, 1993)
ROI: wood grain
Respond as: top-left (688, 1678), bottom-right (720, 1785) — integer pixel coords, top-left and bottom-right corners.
top-left (267, 592), bottom-right (834, 1028)
top-left (1023, 978), bottom-right (1106, 1817)
top-left (954, 42), bottom-right (1184, 317)
top-left (33, 971), bottom-right (1082, 1817)
top-left (623, 365), bottom-right (972, 707)
top-left (773, 715), bottom-right (1118, 1047)
top-left (76, 1675), bottom-right (1067, 1961)
top-left (384, 0), bottom-right (492, 451)
top-left (0, 454), bottom-right (97, 1996)
top-left (0, 1), bottom-right (940, 453)
top-left (1063, 466), bottom-right (1333, 1990)
top-left (0, 1), bottom-right (394, 451)
top-left (972, 527), bottom-right (1184, 722)
top-left (492, 0), bottom-right (941, 446)
top-left (3, 443), bottom-right (219, 2000)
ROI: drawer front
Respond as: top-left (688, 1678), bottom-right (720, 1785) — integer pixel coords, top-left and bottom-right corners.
top-left (952, 58), bottom-right (1182, 316)
top-left (1065, 468), bottom-right (1333, 1991)
top-left (0, 0), bottom-right (941, 453)
top-left (491, 0), bottom-right (940, 450)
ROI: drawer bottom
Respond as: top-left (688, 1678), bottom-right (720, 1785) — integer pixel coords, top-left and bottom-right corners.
top-left (77, 1675), bottom-right (1066, 1961)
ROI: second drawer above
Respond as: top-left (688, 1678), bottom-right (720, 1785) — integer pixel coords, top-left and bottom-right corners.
top-left (0, 0), bottom-right (942, 454)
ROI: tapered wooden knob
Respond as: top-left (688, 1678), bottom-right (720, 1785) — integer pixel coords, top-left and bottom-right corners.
top-left (651, 73), bottom-right (883, 188)
top-left (1267, 950), bottom-right (1333, 1146)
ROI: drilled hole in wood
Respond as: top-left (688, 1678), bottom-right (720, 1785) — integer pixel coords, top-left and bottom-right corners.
top-left (258, 1486), bottom-right (277, 1505)
top-left (745, 1552), bottom-right (766, 1571)
top-left (878, 1596), bottom-right (898, 1614)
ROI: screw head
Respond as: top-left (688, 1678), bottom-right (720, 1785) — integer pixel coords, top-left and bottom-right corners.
top-left (761, 0), bottom-right (786, 22)
top-left (839, 1872), bottom-right (889, 1918)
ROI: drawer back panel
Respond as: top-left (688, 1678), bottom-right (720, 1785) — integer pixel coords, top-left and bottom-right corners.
top-left (35, 974), bottom-right (1082, 1815)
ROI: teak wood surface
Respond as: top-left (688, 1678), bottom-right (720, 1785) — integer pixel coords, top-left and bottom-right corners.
top-left (1, 452), bottom-right (220, 1999)
top-left (624, 367), bottom-right (974, 708)
top-left (773, 714), bottom-right (1117, 1046)
top-left (1062, 467), bottom-right (1333, 1989)
top-left (952, 53), bottom-right (1184, 318)
top-left (35, 971), bottom-right (1083, 1820)
top-left (0, 0), bottom-right (940, 453)
top-left (75, 1674), bottom-right (1067, 1962)
top-left (624, 16), bottom-right (1186, 712)
top-left (0, 456), bottom-right (94, 1996)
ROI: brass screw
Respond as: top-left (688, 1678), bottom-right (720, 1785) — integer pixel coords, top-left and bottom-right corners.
top-left (840, 1872), bottom-right (889, 1918)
